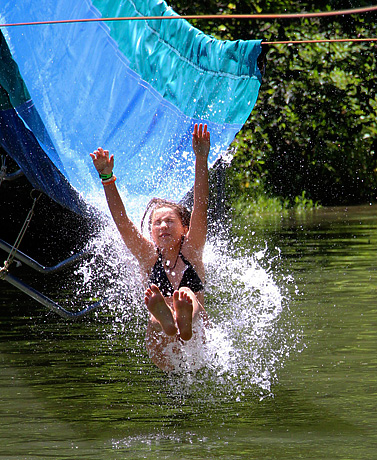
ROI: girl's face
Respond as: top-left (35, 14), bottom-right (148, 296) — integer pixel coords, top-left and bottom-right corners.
top-left (150, 207), bottom-right (188, 248)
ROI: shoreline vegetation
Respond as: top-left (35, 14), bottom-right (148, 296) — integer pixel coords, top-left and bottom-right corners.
top-left (171, 0), bottom-right (377, 211)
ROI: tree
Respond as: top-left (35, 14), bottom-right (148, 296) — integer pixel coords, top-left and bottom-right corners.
top-left (170, 0), bottom-right (377, 206)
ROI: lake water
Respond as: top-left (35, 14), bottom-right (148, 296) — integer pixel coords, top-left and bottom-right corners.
top-left (1, 204), bottom-right (376, 459)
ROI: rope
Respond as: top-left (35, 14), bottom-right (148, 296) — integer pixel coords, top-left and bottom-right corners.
top-left (1, 5), bottom-right (377, 29)
top-left (0, 190), bottom-right (41, 279)
top-left (264, 37), bottom-right (377, 45)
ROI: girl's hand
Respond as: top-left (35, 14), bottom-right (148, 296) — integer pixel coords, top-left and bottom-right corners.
top-left (192, 123), bottom-right (210, 160)
top-left (90, 147), bottom-right (114, 175)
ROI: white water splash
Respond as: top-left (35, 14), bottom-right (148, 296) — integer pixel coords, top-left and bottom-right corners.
top-left (72, 216), bottom-right (301, 397)
top-left (200, 239), bottom-right (297, 393)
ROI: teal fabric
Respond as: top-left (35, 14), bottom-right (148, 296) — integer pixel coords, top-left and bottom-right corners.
top-left (92, 0), bottom-right (262, 125)
top-left (1, 0), bottom-right (263, 215)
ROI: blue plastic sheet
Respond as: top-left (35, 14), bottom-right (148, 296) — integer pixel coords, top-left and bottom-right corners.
top-left (0, 0), bottom-right (262, 217)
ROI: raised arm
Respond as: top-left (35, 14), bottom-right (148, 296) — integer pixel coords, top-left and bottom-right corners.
top-left (186, 123), bottom-right (210, 251)
top-left (90, 148), bottom-right (155, 268)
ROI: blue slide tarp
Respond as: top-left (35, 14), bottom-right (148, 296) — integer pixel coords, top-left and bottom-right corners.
top-left (0, 0), bottom-right (262, 217)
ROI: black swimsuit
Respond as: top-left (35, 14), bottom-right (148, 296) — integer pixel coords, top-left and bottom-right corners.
top-left (149, 250), bottom-right (204, 297)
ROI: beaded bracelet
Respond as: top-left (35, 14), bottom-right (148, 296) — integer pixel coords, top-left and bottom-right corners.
top-left (101, 175), bottom-right (117, 186)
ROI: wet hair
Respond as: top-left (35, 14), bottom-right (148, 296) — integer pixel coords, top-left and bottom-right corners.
top-left (141, 198), bottom-right (191, 234)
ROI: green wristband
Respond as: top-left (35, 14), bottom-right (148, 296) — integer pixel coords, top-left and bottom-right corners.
top-left (99, 172), bottom-right (113, 180)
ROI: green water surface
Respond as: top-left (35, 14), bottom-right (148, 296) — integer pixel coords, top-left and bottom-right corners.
top-left (1, 204), bottom-right (376, 459)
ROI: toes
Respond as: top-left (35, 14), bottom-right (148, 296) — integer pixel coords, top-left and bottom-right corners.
top-left (179, 289), bottom-right (192, 304)
top-left (150, 284), bottom-right (161, 295)
top-left (144, 292), bottom-right (151, 305)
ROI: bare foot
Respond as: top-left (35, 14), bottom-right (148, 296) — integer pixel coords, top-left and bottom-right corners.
top-left (173, 290), bottom-right (193, 341)
top-left (145, 285), bottom-right (177, 336)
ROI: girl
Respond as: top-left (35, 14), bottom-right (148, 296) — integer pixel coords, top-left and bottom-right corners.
top-left (90, 123), bottom-right (210, 371)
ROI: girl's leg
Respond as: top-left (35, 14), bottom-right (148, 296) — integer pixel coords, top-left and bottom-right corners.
top-left (144, 286), bottom-right (208, 372)
top-left (145, 285), bottom-right (180, 371)
top-left (145, 319), bottom-right (180, 372)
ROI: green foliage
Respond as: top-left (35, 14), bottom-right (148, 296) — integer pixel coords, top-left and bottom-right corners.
top-left (230, 188), bottom-right (320, 222)
top-left (294, 191), bottom-right (321, 213)
top-left (231, 193), bottom-right (289, 218)
top-left (169, 0), bottom-right (377, 207)
top-left (257, 34), bottom-right (377, 205)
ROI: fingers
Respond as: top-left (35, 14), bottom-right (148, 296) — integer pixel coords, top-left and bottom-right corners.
top-left (90, 148), bottom-right (114, 165)
top-left (91, 147), bottom-right (109, 159)
top-left (204, 124), bottom-right (210, 141)
top-left (90, 147), bottom-right (114, 176)
top-left (192, 123), bottom-right (208, 138)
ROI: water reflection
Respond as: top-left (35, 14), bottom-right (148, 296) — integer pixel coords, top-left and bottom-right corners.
top-left (1, 205), bottom-right (376, 459)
